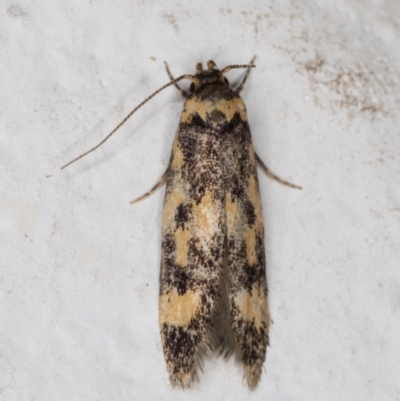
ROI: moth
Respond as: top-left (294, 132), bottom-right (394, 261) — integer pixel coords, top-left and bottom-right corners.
top-left (62, 57), bottom-right (301, 389)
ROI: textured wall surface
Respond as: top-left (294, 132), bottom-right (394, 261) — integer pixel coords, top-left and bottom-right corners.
top-left (1, 1), bottom-right (400, 400)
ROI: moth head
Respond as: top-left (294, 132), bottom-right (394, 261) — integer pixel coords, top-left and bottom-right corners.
top-left (189, 60), bottom-right (229, 92)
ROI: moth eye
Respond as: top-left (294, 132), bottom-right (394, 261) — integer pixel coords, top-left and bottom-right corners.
top-left (224, 77), bottom-right (229, 86)
top-left (190, 83), bottom-right (195, 92)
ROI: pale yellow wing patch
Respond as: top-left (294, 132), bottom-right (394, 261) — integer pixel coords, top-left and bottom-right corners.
top-left (160, 288), bottom-right (202, 326)
top-left (234, 287), bottom-right (271, 330)
top-left (182, 97), bottom-right (248, 124)
top-left (245, 227), bottom-right (257, 266)
top-left (191, 190), bottom-right (220, 238)
top-left (174, 227), bottom-right (191, 267)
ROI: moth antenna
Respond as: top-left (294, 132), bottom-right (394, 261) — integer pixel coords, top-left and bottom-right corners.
top-left (164, 62), bottom-right (188, 98)
top-left (235, 56), bottom-right (257, 94)
top-left (61, 74), bottom-right (198, 170)
top-left (220, 63), bottom-right (256, 75)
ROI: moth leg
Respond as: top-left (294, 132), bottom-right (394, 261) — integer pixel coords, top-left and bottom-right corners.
top-left (256, 153), bottom-right (302, 190)
top-left (164, 61), bottom-right (188, 98)
top-left (130, 167), bottom-right (169, 204)
top-left (235, 55), bottom-right (256, 94)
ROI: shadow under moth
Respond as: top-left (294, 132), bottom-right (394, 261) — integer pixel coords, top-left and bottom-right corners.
top-left (62, 57), bottom-right (301, 389)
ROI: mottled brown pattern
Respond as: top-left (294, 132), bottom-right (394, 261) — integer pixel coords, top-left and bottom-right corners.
top-left (61, 58), bottom-right (289, 389)
top-left (159, 64), bottom-right (270, 389)
top-left (222, 107), bottom-right (270, 389)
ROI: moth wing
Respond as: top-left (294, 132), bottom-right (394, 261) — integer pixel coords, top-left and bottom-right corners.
top-left (159, 130), bottom-right (225, 388)
top-left (224, 119), bottom-right (271, 389)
